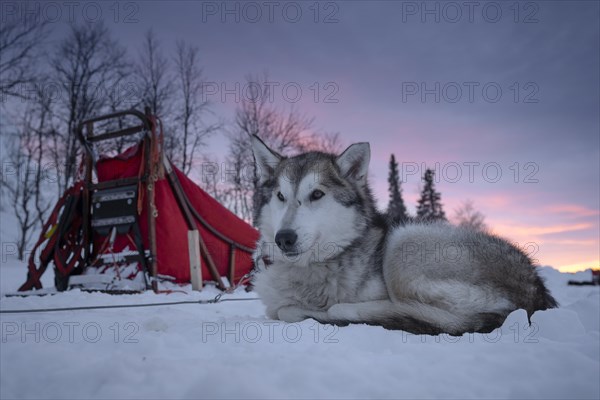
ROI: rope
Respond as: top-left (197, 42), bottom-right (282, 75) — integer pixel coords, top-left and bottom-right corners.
top-left (170, 166), bottom-right (255, 254)
top-left (1, 271), bottom-right (259, 315)
top-left (0, 297), bottom-right (260, 314)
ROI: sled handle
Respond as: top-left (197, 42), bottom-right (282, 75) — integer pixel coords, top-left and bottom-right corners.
top-left (77, 109), bottom-right (152, 146)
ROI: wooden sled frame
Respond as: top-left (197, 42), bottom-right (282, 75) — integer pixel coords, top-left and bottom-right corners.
top-left (77, 108), bottom-right (158, 291)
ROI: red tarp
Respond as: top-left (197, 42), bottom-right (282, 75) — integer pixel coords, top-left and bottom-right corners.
top-left (95, 145), bottom-right (258, 284)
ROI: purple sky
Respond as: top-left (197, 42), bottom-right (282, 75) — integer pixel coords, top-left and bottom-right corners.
top-left (12, 1), bottom-right (600, 271)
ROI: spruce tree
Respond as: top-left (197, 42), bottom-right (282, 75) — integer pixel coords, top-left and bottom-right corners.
top-left (416, 168), bottom-right (447, 222)
top-left (387, 154), bottom-right (409, 225)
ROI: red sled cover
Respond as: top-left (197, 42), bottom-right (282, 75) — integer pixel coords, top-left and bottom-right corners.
top-left (95, 145), bottom-right (259, 284)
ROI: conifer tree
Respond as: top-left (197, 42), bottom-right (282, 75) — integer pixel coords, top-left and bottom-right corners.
top-left (387, 154), bottom-right (409, 225)
top-left (416, 169), bottom-right (447, 222)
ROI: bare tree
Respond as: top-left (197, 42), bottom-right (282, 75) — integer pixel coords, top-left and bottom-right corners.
top-left (1, 102), bottom-right (53, 259)
top-left (172, 40), bottom-right (220, 174)
top-left (136, 30), bottom-right (173, 117)
top-left (226, 131), bottom-right (256, 221)
top-left (453, 199), bottom-right (487, 231)
top-left (305, 131), bottom-right (343, 153)
top-left (102, 64), bottom-right (141, 155)
top-left (197, 155), bottom-right (227, 204)
top-left (224, 73), bottom-right (342, 222)
top-left (234, 74), bottom-right (317, 154)
top-left (50, 22), bottom-right (129, 193)
top-left (0, 11), bottom-right (49, 100)
top-left (135, 30), bottom-right (185, 167)
top-left (0, 12), bottom-right (49, 218)
top-left (2, 133), bottom-right (37, 260)
top-left (30, 85), bottom-right (54, 227)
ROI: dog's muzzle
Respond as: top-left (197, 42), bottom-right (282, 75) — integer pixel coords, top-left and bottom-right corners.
top-left (275, 229), bottom-right (298, 254)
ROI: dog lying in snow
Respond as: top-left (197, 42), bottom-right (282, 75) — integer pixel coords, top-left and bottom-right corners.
top-left (250, 136), bottom-right (557, 335)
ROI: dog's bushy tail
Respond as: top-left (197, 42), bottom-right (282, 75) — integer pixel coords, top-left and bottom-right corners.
top-left (538, 273), bottom-right (559, 309)
top-left (526, 273), bottom-right (558, 322)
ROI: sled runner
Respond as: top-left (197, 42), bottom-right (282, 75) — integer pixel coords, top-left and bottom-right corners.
top-left (19, 109), bottom-right (259, 294)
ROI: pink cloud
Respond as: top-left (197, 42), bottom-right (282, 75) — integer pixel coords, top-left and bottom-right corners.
top-left (543, 204), bottom-right (600, 218)
top-left (490, 222), bottom-right (593, 238)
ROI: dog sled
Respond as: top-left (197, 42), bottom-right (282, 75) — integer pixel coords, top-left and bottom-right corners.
top-left (18, 109), bottom-right (259, 294)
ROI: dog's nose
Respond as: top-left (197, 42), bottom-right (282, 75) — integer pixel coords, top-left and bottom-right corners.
top-left (275, 229), bottom-right (298, 251)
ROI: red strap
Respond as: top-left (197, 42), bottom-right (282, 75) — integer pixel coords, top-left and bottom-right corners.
top-left (19, 182), bottom-right (84, 291)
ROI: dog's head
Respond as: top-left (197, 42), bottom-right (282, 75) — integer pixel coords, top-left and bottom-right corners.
top-left (251, 135), bottom-right (376, 266)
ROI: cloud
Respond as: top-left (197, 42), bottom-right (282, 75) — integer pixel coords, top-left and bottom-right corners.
top-left (491, 222), bottom-right (592, 237)
top-left (543, 204), bottom-right (600, 218)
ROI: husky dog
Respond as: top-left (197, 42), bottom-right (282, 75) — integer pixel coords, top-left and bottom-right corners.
top-left (250, 136), bottom-right (557, 335)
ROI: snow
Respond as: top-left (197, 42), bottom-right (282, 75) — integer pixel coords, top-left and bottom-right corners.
top-left (1, 257), bottom-right (599, 399)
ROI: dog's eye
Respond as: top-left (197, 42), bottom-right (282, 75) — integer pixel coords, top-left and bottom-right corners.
top-left (277, 191), bottom-right (285, 202)
top-left (310, 189), bottom-right (325, 201)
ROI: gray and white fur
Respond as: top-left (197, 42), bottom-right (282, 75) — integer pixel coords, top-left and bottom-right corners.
top-left (250, 136), bottom-right (557, 335)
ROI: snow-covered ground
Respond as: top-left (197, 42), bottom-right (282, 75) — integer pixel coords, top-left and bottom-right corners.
top-left (1, 190), bottom-right (597, 399)
top-left (1, 257), bottom-right (599, 399)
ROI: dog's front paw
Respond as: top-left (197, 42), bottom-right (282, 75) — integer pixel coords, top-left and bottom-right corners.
top-left (278, 306), bottom-right (330, 323)
top-left (277, 306), bottom-right (309, 323)
top-left (327, 303), bottom-right (360, 320)
top-left (265, 307), bottom-right (279, 320)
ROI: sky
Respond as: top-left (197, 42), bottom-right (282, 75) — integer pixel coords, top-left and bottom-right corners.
top-left (2, 0), bottom-right (599, 272)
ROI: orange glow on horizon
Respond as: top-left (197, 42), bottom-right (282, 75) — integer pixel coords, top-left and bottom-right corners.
top-left (488, 221), bottom-right (598, 273)
top-left (554, 260), bottom-right (600, 274)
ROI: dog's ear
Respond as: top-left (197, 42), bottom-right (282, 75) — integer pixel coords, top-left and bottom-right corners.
top-left (251, 135), bottom-right (282, 184)
top-left (336, 142), bottom-right (370, 183)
